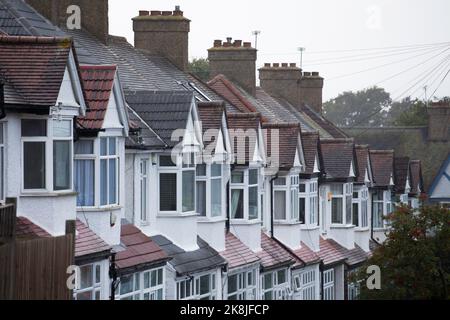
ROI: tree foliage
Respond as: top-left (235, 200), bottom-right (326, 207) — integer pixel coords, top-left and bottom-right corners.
top-left (188, 58), bottom-right (210, 82)
top-left (391, 98), bottom-right (428, 126)
top-left (354, 204), bottom-right (450, 300)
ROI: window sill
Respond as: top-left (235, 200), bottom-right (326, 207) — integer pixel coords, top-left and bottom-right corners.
top-left (330, 224), bottom-right (355, 230)
top-left (274, 220), bottom-right (303, 226)
top-left (230, 219), bottom-right (261, 226)
top-left (77, 205), bottom-right (122, 212)
top-left (354, 227), bottom-right (370, 232)
top-left (21, 191), bottom-right (78, 198)
top-left (197, 217), bottom-right (227, 224)
top-left (300, 225), bottom-right (320, 231)
top-left (157, 212), bottom-right (199, 218)
top-left (373, 227), bottom-right (389, 232)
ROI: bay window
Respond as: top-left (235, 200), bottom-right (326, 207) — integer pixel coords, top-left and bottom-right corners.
top-left (0, 123), bottom-right (4, 202)
top-left (373, 190), bottom-right (384, 229)
top-left (74, 263), bottom-right (102, 300)
top-left (323, 269), bottom-right (335, 300)
top-left (140, 159), bottom-right (149, 223)
top-left (274, 175), bottom-right (302, 223)
top-left (262, 269), bottom-right (289, 300)
top-left (230, 169), bottom-right (260, 221)
top-left (331, 183), bottom-right (353, 225)
top-left (74, 140), bottom-right (95, 206)
top-left (227, 269), bottom-right (257, 300)
top-left (196, 163), bottom-right (223, 218)
top-left (117, 268), bottom-right (164, 300)
top-left (100, 137), bottom-right (118, 206)
top-left (298, 180), bottom-right (318, 225)
top-left (22, 119), bottom-right (73, 192)
top-left (352, 189), bottom-right (369, 228)
top-left (177, 273), bottom-right (216, 300)
top-left (211, 164), bottom-right (222, 217)
top-left (196, 164), bottom-right (207, 216)
top-left (294, 268), bottom-right (316, 300)
top-left (290, 176), bottom-right (299, 221)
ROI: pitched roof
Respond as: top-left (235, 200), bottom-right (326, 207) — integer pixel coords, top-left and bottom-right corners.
top-left (75, 220), bottom-right (111, 258)
top-left (15, 216), bottom-right (50, 239)
top-left (394, 157), bottom-right (410, 194)
top-left (220, 232), bottom-right (260, 270)
top-left (115, 224), bottom-right (169, 274)
top-left (320, 138), bottom-right (356, 180)
top-left (227, 112), bottom-right (262, 164)
top-left (292, 242), bottom-right (321, 266)
top-left (197, 101), bottom-right (225, 134)
top-left (256, 232), bottom-right (296, 271)
top-left (77, 65), bottom-right (116, 131)
top-left (345, 126), bottom-right (450, 190)
top-left (151, 235), bottom-right (227, 276)
top-left (125, 90), bottom-right (194, 148)
top-left (301, 132), bottom-right (321, 176)
top-left (355, 145), bottom-right (372, 184)
top-left (0, 35), bottom-right (71, 107)
top-left (299, 104), bottom-right (348, 139)
top-left (370, 150), bottom-right (395, 187)
top-left (263, 122), bottom-right (301, 170)
top-left (318, 237), bottom-right (368, 267)
top-left (409, 160), bottom-right (424, 196)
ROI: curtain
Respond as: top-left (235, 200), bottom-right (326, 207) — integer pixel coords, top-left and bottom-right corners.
top-left (274, 191), bottom-right (286, 220)
top-left (231, 189), bottom-right (243, 219)
top-left (75, 159), bottom-right (94, 206)
top-left (211, 178), bottom-right (222, 217)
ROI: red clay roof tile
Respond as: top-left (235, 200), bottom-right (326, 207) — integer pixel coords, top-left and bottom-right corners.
top-left (15, 216), bottom-right (51, 239)
top-left (220, 232), bottom-right (260, 270)
top-left (256, 232), bottom-right (296, 270)
top-left (75, 220), bottom-right (111, 258)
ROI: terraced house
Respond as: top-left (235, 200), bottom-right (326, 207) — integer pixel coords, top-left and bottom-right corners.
top-left (0, 0), bottom-right (427, 300)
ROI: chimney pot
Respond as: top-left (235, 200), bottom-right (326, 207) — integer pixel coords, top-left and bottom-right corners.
top-left (312, 71), bottom-right (319, 76)
top-left (150, 10), bottom-right (162, 16)
top-left (273, 63), bottom-right (280, 67)
top-left (290, 63), bottom-right (297, 67)
top-left (226, 37), bottom-right (232, 44)
top-left (139, 10), bottom-right (149, 16)
top-left (281, 63), bottom-right (288, 67)
top-left (233, 40), bottom-right (242, 47)
top-left (162, 11), bottom-right (172, 16)
top-left (243, 42), bottom-right (251, 48)
top-left (213, 40), bottom-right (222, 47)
top-left (303, 72), bottom-right (311, 77)
top-left (264, 63), bottom-right (271, 67)
top-left (175, 5), bottom-right (181, 11)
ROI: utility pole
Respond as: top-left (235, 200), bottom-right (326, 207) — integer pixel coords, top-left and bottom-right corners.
top-left (252, 30), bottom-right (261, 49)
top-left (297, 47), bottom-right (306, 69)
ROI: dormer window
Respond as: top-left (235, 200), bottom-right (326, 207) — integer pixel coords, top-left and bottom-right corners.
top-left (230, 169), bottom-right (260, 221)
top-left (21, 118), bottom-right (73, 192)
top-left (331, 183), bottom-right (353, 225)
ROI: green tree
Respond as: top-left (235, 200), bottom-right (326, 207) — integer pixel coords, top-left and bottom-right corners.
top-left (354, 204), bottom-right (450, 299)
top-left (188, 58), bottom-right (210, 82)
top-left (323, 86), bottom-right (392, 127)
top-left (391, 98), bottom-right (428, 126)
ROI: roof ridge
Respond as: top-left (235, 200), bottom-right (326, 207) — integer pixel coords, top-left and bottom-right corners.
top-left (0, 35), bottom-right (72, 44)
top-left (80, 64), bottom-right (118, 71)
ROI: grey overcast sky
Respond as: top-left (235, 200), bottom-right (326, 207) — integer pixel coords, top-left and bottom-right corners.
top-left (109, 0), bottom-right (450, 101)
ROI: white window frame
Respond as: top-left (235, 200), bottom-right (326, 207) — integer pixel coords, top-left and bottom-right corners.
top-left (352, 187), bottom-right (369, 228)
top-left (74, 262), bottom-right (102, 300)
top-left (0, 122), bottom-right (5, 203)
top-left (196, 162), bottom-right (225, 219)
top-left (140, 159), bottom-right (149, 224)
top-left (230, 168), bottom-right (260, 221)
top-left (299, 179), bottom-right (319, 226)
top-left (331, 183), bottom-right (353, 226)
top-left (176, 272), bottom-right (217, 300)
top-left (226, 268), bottom-right (258, 300)
top-left (323, 269), bottom-right (335, 300)
top-left (158, 153), bottom-right (197, 215)
top-left (99, 137), bottom-right (119, 206)
top-left (74, 139), bottom-right (96, 207)
top-left (293, 268), bottom-right (317, 300)
top-left (116, 267), bottom-right (165, 300)
top-left (261, 268), bottom-right (290, 300)
top-left (21, 117), bottom-right (73, 193)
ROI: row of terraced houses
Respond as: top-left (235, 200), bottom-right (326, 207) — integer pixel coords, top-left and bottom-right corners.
top-left (0, 0), bottom-right (448, 300)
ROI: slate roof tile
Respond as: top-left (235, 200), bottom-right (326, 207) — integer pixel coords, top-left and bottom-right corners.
top-left (227, 112), bottom-right (262, 164)
top-left (263, 122), bottom-right (301, 170)
top-left (394, 156), bottom-right (410, 194)
top-left (355, 145), bottom-right (372, 184)
top-left (320, 138), bottom-right (356, 180)
top-left (301, 132), bottom-right (321, 175)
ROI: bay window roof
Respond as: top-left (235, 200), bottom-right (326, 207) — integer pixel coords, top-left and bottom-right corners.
top-left (394, 156), bottom-right (411, 194)
top-left (291, 242), bottom-right (321, 267)
top-left (151, 235), bottom-right (226, 277)
top-left (320, 138), bottom-right (357, 180)
top-left (318, 237), bottom-right (369, 267)
top-left (15, 216), bottom-right (50, 240)
top-left (219, 232), bottom-right (260, 270)
top-left (301, 132), bottom-right (323, 176)
top-left (355, 145), bottom-right (374, 184)
top-left (75, 220), bottom-right (111, 261)
top-left (370, 150), bottom-right (395, 188)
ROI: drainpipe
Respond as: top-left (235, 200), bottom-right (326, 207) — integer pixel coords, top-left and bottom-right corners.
top-left (370, 189), bottom-right (380, 245)
top-left (269, 174), bottom-right (279, 238)
top-left (319, 261), bottom-right (325, 300)
top-left (109, 252), bottom-right (118, 301)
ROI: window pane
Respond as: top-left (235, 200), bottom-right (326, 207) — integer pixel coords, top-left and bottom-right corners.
top-left (196, 181), bottom-right (206, 216)
top-left (53, 141), bottom-right (71, 190)
top-left (196, 164), bottom-right (206, 176)
top-left (264, 274), bottom-right (273, 289)
top-left (346, 195), bottom-right (352, 225)
top-left (160, 173), bottom-right (177, 211)
top-left (274, 191), bottom-right (286, 220)
top-left (249, 186), bottom-right (258, 220)
top-left (299, 184), bottom-right (306, 192)
top-left (100, 159), bottom-right (107, 205)
top-left (249, 169), bottom-right (258, 185)
top-left (24, 142), bottom-right (45, 189)
top-left (21, 119), bottom-right (46, 137)
top-left (109, 159), bottom-right (117, 204)
top-left (160, 155), bottom-right (176, 167)
top-left (53, 120), bottom-right (71, 137)
top-left (275, 178), bottom-right (286, 186)
top-left (291, 189), bottom-right (299, 220)
top-left (144, 272), bottom-right (150, 289)
top-left (353, 203), bottom-right (359, 226)
top-left (332, 198), bottom-right (343, 223)
top-left (120, 275), bottom-right (133, 295)
top-left (95, 265), bottom-right (101, 284)
top-left (141, 175), bottom-right (147, 222)
top-left (151, 270), bottom-right (157, 287)
top-left (108, 138), bottom-right (116, 155)
top-left (0, 123), bottom-right (3, 144)
top-left (75, 140), bottom-right (93, 154)
top-left (75, 160), bottom-right (94, 206)
top-left (100, 138), bottom-right (107, 156)
top-left (231, 189), bottom-right (243, 219)
top-left (211, 179), bottom-right (222, 217)
top-left (157, 269), bottom-right (163, 285)
top-left (200, 275), bottom-right (210, 295)
top-left (277, 270), bottom-right (286, 284)
top-left (211, 164), bottom-right (222, 177)
top-left (0, 147), bottom-right (3, 201)
top-left (330, 184), bottom-right (343, 195)
top-left (299, 198), bottom-right (306, 224)
top-left (80, 265), bottom-right (93, 289)
top-left (182, 171), bottom-right (195, 212)
top-left (231, 171), bottom-right (243, 184)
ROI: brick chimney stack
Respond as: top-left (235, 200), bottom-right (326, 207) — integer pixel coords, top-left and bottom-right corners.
top-left (132, 6), bottom-right (191, 71)
top-left (427, 101), bottom-right (450, 141)
top-left (26, 0), bottom-right (109, 43)
top-left (259, 64), bottom-right (324, 114)
top-left (208, 38), bottom-right (257, 96)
